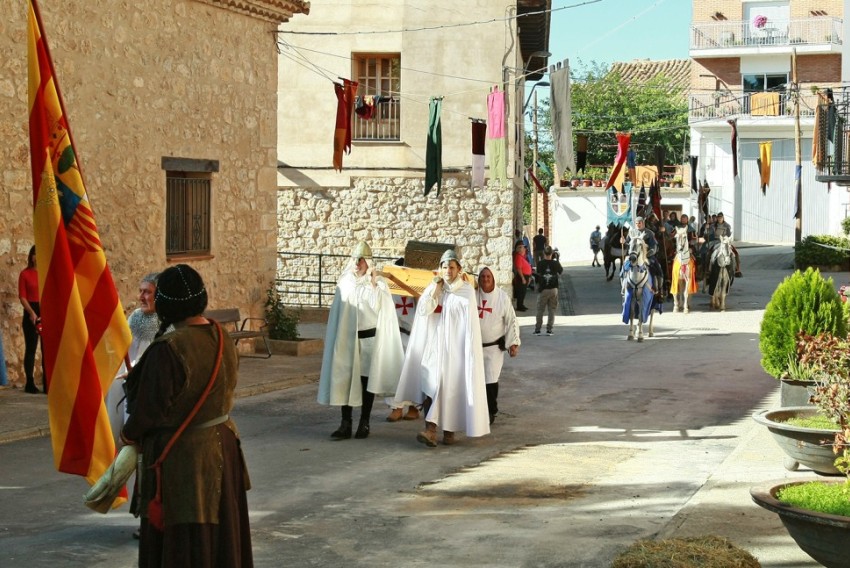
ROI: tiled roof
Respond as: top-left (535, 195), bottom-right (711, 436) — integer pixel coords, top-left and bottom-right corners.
top-left (607, 59), bottom-right (691, 92)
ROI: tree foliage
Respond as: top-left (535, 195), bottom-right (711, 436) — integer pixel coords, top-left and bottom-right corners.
top-left (527, 60), bottom-right (689, 180)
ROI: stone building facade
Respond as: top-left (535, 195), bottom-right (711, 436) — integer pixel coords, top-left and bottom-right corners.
top-left (0, 0), bottom-right (309, 385)
top-left (277, 175), bottom-right (515, 288)
top-left (276, 0), bottom-right (551, 294)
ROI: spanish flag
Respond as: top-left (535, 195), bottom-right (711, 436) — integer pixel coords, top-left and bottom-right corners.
top-left (27, 0), bottom-right (131, 489)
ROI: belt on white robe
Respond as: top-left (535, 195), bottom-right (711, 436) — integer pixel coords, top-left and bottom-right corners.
top-left (357, 328), bottom-right (377, 339)
top-left (482, 336), bottom-right (506, 350)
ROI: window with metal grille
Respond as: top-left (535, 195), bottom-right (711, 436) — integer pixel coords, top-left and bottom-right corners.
top-left (352, 53), bottom-right (401, 141)
top-left (165, 173), bottom-right (211, 256)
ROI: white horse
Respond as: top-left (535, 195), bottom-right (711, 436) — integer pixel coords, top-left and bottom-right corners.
top-left (620, 236), bottom-right (656, 341)
top-left (670, 226), bottom-right (697, 313)
top-left (707, 235), bottom-right (735, 311)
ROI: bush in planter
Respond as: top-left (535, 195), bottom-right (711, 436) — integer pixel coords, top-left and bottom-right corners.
top-left (772, 341), bottom-right (850, 516)
top-left (759, 268), bottom-right (847, 379)
top-left (264, 283), bottom-right (300, 340)
top-left (794, 235), bottom-right (850, 269)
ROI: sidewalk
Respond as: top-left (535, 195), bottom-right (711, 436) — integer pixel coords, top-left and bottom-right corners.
top-left (0, 344), bottom-right (325, 445)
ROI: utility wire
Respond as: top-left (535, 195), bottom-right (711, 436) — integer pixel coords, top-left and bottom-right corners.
top-left (276, 0), bottom-right (602, 36)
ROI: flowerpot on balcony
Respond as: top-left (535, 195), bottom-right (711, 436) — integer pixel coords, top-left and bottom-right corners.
top-left (571, 178), bottom-right (580, 188)
top-left (582, 179), bottom-right (592, 187)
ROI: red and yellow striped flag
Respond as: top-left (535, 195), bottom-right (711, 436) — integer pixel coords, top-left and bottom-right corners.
top-left (27, 0), bottom-right (131, 489)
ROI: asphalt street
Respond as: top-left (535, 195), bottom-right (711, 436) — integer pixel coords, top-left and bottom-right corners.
top-left (0, 244), bottom-right (841, 567)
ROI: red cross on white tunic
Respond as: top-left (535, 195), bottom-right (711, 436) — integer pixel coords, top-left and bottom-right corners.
top-left (395, 296), bottom-right (414, 315)
top-left (478, 299), bottom-right (493, 319)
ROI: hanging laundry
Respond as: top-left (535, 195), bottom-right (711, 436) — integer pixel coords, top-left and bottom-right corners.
top-left (425, 97), bottom-right (443, 196)
top-left (689, 155), bottom-right (698, 193)
top-left (759, 141), bottom-right (772, 194)
top-left (605, 132), bottom-right (631, 189)
top-left (550, 63), bottom-right (576, 178)
top-left (333, 79), bottom-right (358, 172)
top-left (727, 119), bottom-right (738, 178)
top-left (576, 134), bottom-right (588, 174)
top-left (355, 95), bottom-right (376, 119)
top-left (750, 92), bottom-right (780, 116)
top-left (812, 97), bottom-right (824, 166)
top-left (487, 87), bottom-right (507, 186)
top-left (471, 120), bottom-right (486, 188)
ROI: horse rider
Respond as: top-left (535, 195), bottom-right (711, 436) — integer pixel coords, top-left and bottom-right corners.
top-left (622, 216), bottom-right (664, 294)
top-left (705, 212), bottom-right (742, 277)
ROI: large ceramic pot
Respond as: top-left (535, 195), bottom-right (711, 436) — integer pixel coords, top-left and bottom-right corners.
top-left (779, 379), bottom-right (814, 407)
top-left (752, 407), bottom-right (839, 475)
top-left (751, 480), bottom-right (850, 568)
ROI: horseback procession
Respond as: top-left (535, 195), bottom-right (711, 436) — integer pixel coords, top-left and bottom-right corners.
top-left (599, 177), bottom-right (741, 341)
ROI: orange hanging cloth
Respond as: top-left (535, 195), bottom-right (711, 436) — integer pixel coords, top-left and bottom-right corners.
top-left (333, 79), bottom-right (358, 171)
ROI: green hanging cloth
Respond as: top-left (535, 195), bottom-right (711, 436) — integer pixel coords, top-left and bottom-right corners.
top-left (425, 97), bottom-right (443, 196)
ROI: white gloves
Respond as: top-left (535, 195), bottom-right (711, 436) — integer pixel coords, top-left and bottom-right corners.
top-left (83, 444), bottom-right (139, 513)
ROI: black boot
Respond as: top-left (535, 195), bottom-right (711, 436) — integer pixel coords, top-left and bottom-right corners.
top-left (354, 376), bottom-right (373, 439)
top-left (331, 420), bottom-right (352, 439)
top-left (331, 406), bottom-right (353, 439)
top-left (354, 419), bottom-right (370, 439)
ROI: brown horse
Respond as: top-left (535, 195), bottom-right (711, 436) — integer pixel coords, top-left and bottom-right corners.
top-left (601, 224), bottom-right (627, 282)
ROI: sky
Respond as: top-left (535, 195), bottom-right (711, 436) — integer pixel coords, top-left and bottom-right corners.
top-left (547, 0), bottom-right (692, 74)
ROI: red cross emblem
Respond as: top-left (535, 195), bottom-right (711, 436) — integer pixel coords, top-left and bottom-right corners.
top-left (435, 304), bottom-right (442, 313)
top-left (478, 299), bottom-right (493, 319)
top-left (395, 296), bottom-right (414, 316)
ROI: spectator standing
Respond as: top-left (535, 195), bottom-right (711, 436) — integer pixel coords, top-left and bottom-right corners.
top-left (532, 228), bottom-right (547, 268)
top-left (319, 241), bottom-right (404, 440)
top-left (18, 246), bottom-right (44, 394)
top-left (534, 246), bottom-right (563, 336)
top-left (476, 266), bottom-right (520, 425)
top-left (589, 225), bottom-right (602, 267)
top-left (512, 242), bottom-right (532, 312)
top-left (394, 249), bottom-right (489, 447)
top-left (106, 272), bottom-right (161, 448)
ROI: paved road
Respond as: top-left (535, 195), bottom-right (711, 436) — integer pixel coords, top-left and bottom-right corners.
top-left (0, 245), bottom-right (838, 567)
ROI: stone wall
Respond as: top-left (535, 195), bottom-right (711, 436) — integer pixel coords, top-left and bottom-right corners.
top-left (0, 0), bottom-right (287, 385)
top-left (276, 175), bottom-right (516, 299)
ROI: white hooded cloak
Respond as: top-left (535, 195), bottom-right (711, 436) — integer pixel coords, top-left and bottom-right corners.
top-left (393, 275), bottom-right (490, 437)
top-left (476, 266), bottom-right (521, 385)
top-left (318, 263), bottom-right (404, 406)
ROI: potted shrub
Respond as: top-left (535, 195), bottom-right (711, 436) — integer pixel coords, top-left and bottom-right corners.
top-left (759, 268), bottom-right (848, 405)
top-left (751, 341), bottom-right (850, 568)
top-left (263, 283), bottom-right (322, 356)
top-left (672, 175), bottom-right (683, 188)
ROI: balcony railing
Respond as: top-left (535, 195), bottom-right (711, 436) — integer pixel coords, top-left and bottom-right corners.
top-left (689, 89), bottom-right (829, 121)
top-left (691, 17), bottom-right (841, 51)
top-left (352, 98), bottom-right (400, 141)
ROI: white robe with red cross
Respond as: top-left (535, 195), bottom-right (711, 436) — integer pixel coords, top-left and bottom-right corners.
top-left (393, 277), bottom-right (489, 437)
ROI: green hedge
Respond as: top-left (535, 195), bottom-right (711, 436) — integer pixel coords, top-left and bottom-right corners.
top-left (794, 235), bottom-right (850, 268)
top-left (760, 268), bottom-right (848, 378)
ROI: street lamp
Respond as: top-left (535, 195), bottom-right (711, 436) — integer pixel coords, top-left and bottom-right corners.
top-left (524, 80), bottom-right (550, 110)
